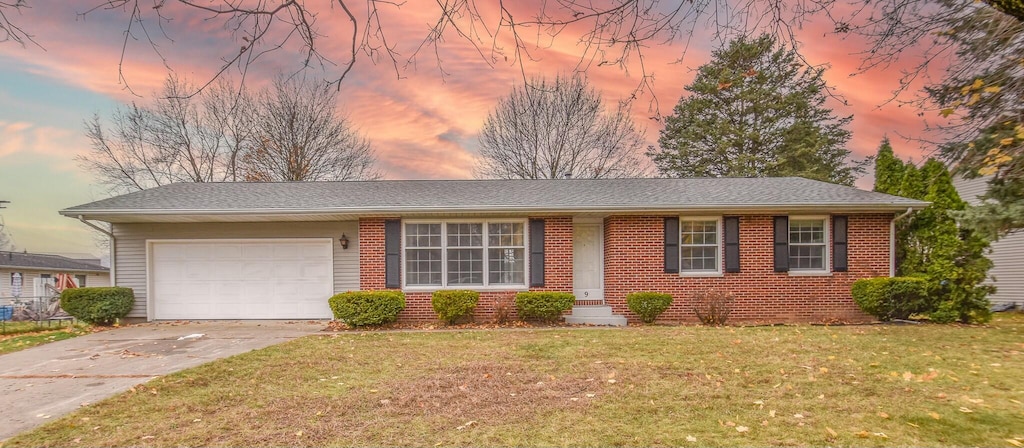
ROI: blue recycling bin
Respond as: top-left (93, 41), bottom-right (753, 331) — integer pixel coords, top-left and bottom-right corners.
top-left (0, 305), bottom-right (12, 322)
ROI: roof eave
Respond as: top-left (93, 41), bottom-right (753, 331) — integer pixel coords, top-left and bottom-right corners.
top-left (61, 202), bottom-right (930, 222)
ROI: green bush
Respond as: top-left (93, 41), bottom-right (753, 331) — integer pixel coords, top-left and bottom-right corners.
top-left (851, 277), bottom-right (928, 321)
top-left (514, 292), bottom-right (575, 322)
top-left (626, 292), bottom-right (673, 323)
top-left (431, 290), bottom-right (480, 324)
top-left (328, 291), bottom-right (405, 327)
top-left (59, 287), bottom-right (134, 325)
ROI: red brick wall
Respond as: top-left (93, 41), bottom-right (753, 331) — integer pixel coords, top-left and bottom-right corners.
top-left (604, 214), bottom-right (890, 324)
top-left (357, 216), bottom-right (573, 323)
top-left (357, 214), bottom-right (890, 324)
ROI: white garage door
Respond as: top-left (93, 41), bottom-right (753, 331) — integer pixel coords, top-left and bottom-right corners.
top-left (151, 239), bottom-right (334, 320)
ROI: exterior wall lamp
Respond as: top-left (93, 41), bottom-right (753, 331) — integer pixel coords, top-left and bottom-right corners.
top-left (340, 234), bottom-right (350, 249)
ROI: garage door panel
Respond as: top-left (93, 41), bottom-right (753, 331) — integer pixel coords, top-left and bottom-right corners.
top-left (151, 239), bottom-right (334, 320)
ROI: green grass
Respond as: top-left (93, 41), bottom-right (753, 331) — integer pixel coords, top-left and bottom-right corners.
top-left (0, 322), bottom-right (89, 355)
top-left (5, 314), bottom-right (1024, 447)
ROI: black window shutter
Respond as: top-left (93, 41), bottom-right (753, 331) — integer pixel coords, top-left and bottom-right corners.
top-left (773, 216), bottom-right (790, 272)
top-left (664, 217), bottom-right (680, 273)
top-left (724, 216), bottom-right (740, 273)
top-left (529, 219), bottom-right (545, 287)
top-left (833, 215), bottom-right (848, 272)
top-left (384, 219), bottom-right (401, 288)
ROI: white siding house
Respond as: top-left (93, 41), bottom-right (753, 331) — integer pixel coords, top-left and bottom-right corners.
top-left (954, 176), bottom-right (1024, 309)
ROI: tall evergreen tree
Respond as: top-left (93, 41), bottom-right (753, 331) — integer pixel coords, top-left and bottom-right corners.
top-left (649, 34), bottom-right (863, 185)
top-left (873, 140), bottom-right (994, 323)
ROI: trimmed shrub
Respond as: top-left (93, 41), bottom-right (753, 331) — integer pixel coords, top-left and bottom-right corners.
top-left (514, 292), bottom-right (575, 322)
top-left (431, 290), bottom-right (480, 324)
top-left (850, 277), bottom-right (928, 321)
top-left (329, 291), bottom-right (405, 327)
top-left (626, 292), bottom-right (673, 323)
top-left (59, 287), bottom-right (134, 325)
top-left (692, 289), bottom-right (735, 326)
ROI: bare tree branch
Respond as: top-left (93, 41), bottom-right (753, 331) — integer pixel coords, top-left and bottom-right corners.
top-left (476, 74), bottom-right (649, 179)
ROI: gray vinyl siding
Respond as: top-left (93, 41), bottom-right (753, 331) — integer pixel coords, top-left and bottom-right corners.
top-left (111, 221), bottom-right (359, 319)
top-left (955, 177), bottom-right (1024, 307)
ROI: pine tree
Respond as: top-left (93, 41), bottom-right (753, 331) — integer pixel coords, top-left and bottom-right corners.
top-left (872, 140), bottom-right (994, 323)
top-left (649, 34), bottom-right (863, 185)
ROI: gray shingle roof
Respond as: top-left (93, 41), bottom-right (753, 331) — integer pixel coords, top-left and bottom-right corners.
top-left (61, 177), bottom-right (927, 217)
top-left (0, 251), bottom-right (108, 272)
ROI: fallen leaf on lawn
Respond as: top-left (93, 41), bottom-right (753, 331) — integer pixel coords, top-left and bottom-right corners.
top-left (686, 435), bottom-right (697, 442)
top-left (874, 432), bottom-right (889, 439)
top-left (794, 414), bottom-right (804, 419)
top-left (959, 407), bottom-right (974, 413)
top-left (929, 412), bottom-right (942, 420)
top-left (826, 427), bottom-right (838, 437)
top-left (295, 431), bottom-right (303, 437)
top-left (608, 379), bottom-right (617, 384)
top-left (456, 420), bottom-right (478, 431)
top-left (819, 367), bottom-right (829, 374)
top-left (769, 410), bottom-right (777, 418)
top-left (192, 418), bottom-right (202, 423)
top-left (1006, 439), bottom-right (1023, 447)
top-left (725, 421), bottom-right (736, 427)
top-left (570, 397), bottom-right (580, 402)
top-left (586, 393), bottom-right (596, 398)
top-left (856, 431), bottom-right (870, 438)
top-left (73, 438), bottom-right (81, 443)
top-left (369, 389), bottom-right (379, 393)
top-left (141, 436), bottom-right (155, 440)
top-left (379, 399), bottom-right (391, 405)
top-left (907, 422), bottom-right (920, 428)
top-left (736, 426), bottom-right (749, 433)
top-left (903, 371), bottom-right (914, 381)
top-left (762, 420), bottom-right (769, 426)
top-left (878, 412), bottom-right (890, 419)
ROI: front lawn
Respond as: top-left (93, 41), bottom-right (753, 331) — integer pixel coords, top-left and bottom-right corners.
top-left (6, 315), bottom-right (1024, 447)
top-left (0, 322), bottom-right (90, 355)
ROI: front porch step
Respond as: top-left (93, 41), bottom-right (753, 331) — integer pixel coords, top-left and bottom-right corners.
top-left (565, 305), bottom-right (627, 327)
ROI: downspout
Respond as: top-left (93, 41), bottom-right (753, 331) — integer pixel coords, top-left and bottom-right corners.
top-left (78, 216), bottom-right (115, 286)
top-left (890, 207), bottom-right (914, 277)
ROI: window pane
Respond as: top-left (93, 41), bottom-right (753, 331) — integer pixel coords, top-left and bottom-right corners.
top-left (488, 248), bottom-right (525, 284)
top-left (447, 223), bottom-right (483, 247)
top-left (681, 246), bottom-right (718, 271)
top-left (680, 219), bottom-right (718, 272)
top-left (789, 220), bottom-right (824, 244)
top-left (406, 223), bottom-right (441, 247)
top-left (447, 248), bottom-right (484, 285)
top-left (406, 248), bottom-right (442, 285)
top-left (487, 223), bottom-right (524, 246)
top-left (789, 245), bottom-right (824, 270)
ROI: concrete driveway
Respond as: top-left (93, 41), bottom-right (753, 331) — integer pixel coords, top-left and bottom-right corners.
top-left (0, 320), bottom-right (325, 440)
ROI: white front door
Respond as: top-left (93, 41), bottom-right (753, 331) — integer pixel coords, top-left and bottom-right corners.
top-left (573, 223), bottom-right (604, 300)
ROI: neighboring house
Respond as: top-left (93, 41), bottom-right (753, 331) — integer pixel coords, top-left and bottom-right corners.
top-left (1, 251), bottom-right (110, 298)
top-left (954, 176), bottom-right (1023, 309)
top-left (59, 178), bottom-right (926, 324)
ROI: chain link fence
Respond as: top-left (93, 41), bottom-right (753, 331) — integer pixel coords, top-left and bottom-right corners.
top-left (0, 295), bottom-right (75, 334)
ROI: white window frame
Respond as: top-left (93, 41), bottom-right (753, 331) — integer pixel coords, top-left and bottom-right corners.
top-left (788, 215), bottom-right (830, 275)
top-left (679, 216), bottom-right (723, 276)
top-left (402, 219), bottom-right (530, 291)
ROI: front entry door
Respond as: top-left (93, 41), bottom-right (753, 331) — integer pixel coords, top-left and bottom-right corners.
top-left (573, 223), bottom-right (604, 301)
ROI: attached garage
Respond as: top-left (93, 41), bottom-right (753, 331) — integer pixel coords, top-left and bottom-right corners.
top-left (149, 239), bottom-right (335, 320)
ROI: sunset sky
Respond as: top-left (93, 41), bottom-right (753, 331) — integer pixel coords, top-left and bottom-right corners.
top-left (0, 1), bottom-right (944, 257)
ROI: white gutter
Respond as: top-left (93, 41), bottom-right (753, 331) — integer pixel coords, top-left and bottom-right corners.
top-left (78, 215), bottom-right (116, 286)
top-left (61, 202), bottom-right (929, 218)
top-left (890, 207), bottom-right (914, 277)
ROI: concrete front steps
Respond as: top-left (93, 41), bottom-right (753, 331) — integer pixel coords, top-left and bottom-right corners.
top-left (564, 305), bottom-right (627, 326)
